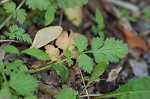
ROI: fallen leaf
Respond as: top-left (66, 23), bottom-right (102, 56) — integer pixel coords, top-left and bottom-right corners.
top-left (31, 26), bottom-right (63, 48)
top-left (107, 67), bottom-right (122, 82)
top-left (45, 45), bottom-right (60, 62)
top-left (64, 7), bottom-right (83, 27)
top-left (55, 31), bottom-right (69, 51)
top-left (55, 30), bottom-right (78, 55)
top-left (118, 18), bottom-right (148, 52)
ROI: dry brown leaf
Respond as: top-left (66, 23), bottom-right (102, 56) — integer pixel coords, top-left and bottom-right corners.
top-left (107, 67), bottom-right (122, 82)
top-left (55, 31), bottom-right (69, 51)
top-left (45, 45), bottom-right (60, 62)
top-left (56, 30), bottom-right (78, 55)
top-left (118, 18), bottom-right (148, 52)
top-left (31, 26), bottom-right (63, 48)
top-left (118, 27), bottom-right (148, 52)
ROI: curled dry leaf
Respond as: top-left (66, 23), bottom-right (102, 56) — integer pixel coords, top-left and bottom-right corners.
top-left (56, 30), bottom-right (78, 55)
top-left (30, 26), bottom-right (63, 48)
top-left (64, 7), bottom-right (83, 27)
top-left (107, 67), bottom-right (122, 82)
top-left (45, 45), bottom-right (60, 62)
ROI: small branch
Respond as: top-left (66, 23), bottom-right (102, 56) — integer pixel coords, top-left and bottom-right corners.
top-left (29, 56), bottom-right (75, 74)
top-left (0, 40), bottom-right (20, 43)
top-left (79, 70), bottom-right (90, 99)
top-left (59, 9), bottom-right (63, 26)
top-left (29, 64), bottom-right (53, 74)
top-left (80, 94), bottom-right (101, 98)
top-left (0, 0), bottom-right (26, 29)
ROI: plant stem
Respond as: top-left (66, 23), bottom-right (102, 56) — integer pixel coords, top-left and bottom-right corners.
top-left (1, 70), bottom-right (7, 82)
top-left (0, 0), bottom-right (26, 29)
top-left (29, 64), bottom-right (53, 73)
top-left (29, 56), bottom-right (75, 74)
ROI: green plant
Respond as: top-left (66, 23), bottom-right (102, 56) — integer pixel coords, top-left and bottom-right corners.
top-left (0, 0), bottom-right (89, 30)
top-left (0, 25), bottom-right (32, 43)
top-left (1, 0), bottom-right (148, 99)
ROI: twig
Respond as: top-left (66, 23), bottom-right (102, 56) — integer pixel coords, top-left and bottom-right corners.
top-left (80, 70), bottom-right (90, 99)
top-left (0, 0), bottom-right (26, 29)
top-left (80, 94), bottom-right (101, 98)
top-left (0, 40), bottom-right (20, 43)
top-left (29, 56), bottom-right (75, 73)
top-left (59, 9), bottom-right (63, 26)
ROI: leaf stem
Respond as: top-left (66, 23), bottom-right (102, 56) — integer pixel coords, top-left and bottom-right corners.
top-left (29, 56), bottom-right (75, 73)
top-left (1, 70), bottom-right (7, 82)
top-left (0, 0), bottom-right (26, 29)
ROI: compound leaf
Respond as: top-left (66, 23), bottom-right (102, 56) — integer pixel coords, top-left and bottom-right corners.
top-left (92, 38), bottom-right (128, 63)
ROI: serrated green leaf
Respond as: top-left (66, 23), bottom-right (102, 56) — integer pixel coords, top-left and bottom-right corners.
top-left (55, 88), bottom-right (76, 99)
top-left (95, 9), bottom-right (104, 30)
top-left (21, 48), bottom-right (50, 60)
top-left (92, 38), bottom-right (128, 63)
top-left (16, 9), bottom-right (27, 23)
top-left (26, 0), bottom-right (50, 10)
top-left (98, 77), bottom-right (150, 99)
top-left (91, 37), bottom-right (103, 50)
top-left (3, 25), bottom-right (32, 43)
top-left (74, 35), bottom-right (88, 52)
top-left (45, 5), bottom-right (55, 26)
top-left (9, 72), bottom-right (38, 96)
top-left (87, 62), bottom-right (106, 87)
top-left (52, 64), bottom-right (69, 83)
top-left (2, 45), bottom-right (19, 54)
top-left (77, 53), bottom-right (94, 73)
top-left (3, 2), bottom-right (16, 13)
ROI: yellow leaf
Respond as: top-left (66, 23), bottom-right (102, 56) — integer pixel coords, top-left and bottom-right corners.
top-left (30, 26), bottom-right (63, 48)
top-left (45, 45), bottom-right (60, 62)
top-left (64, 7), bottom-right (83, 27)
